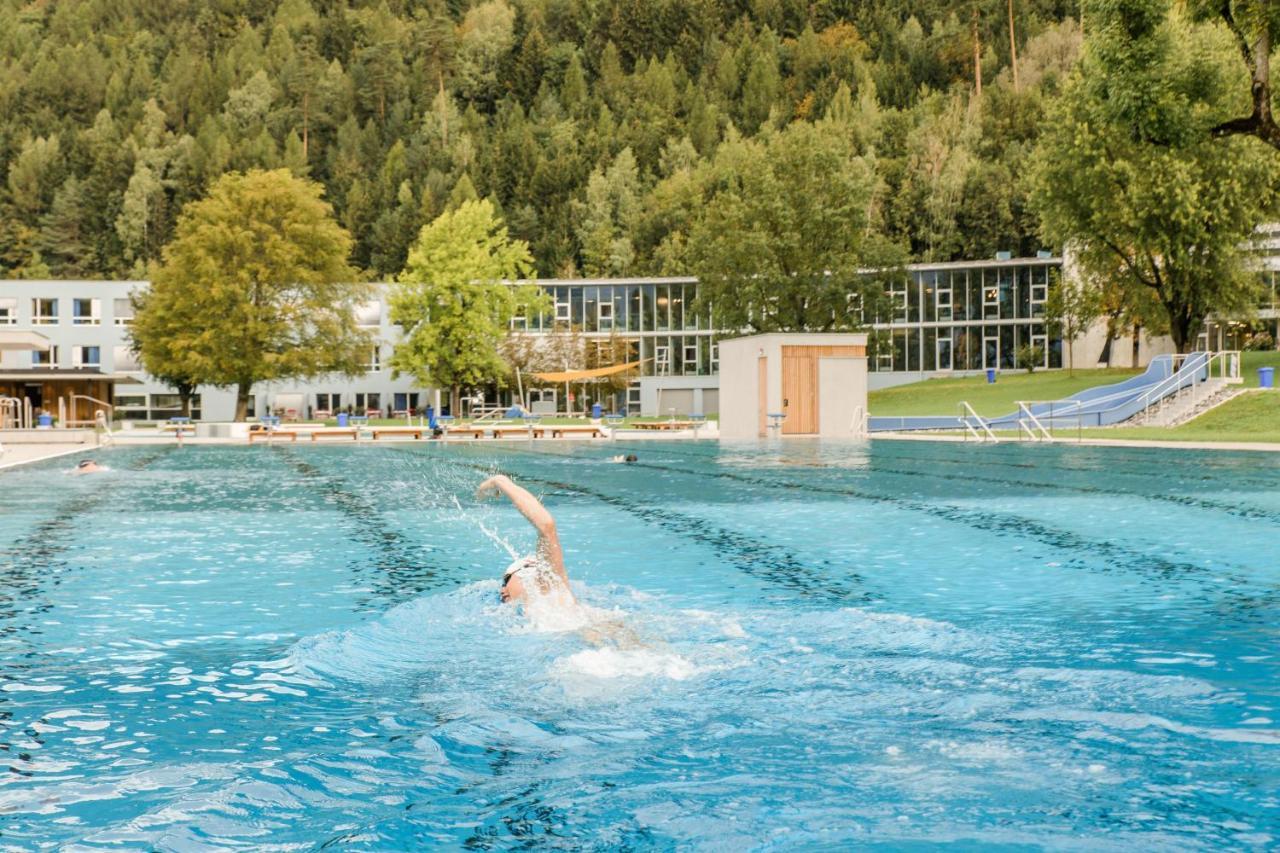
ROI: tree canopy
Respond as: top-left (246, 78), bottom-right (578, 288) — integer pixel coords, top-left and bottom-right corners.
top-left (388, 198), bottom-right (539, 409)
top-left (135, 168), bottom-right (373, 419)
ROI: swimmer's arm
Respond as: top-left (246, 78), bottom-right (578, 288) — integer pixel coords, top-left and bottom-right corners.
top-left (476, 475), bottom-right (567, 583)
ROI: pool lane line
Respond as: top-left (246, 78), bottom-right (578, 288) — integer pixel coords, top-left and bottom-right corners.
top-left (601, 440), bottom-right (1280, 527)
top-left (399, 448), bottom-right (874, 604)
top-left (474, 442), bottom-right (1242, 586)
top-left (274, 448), bottom-right (458, 603)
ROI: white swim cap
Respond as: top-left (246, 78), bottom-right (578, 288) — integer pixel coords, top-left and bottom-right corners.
top-left (502, 555), bottom-right (539, 582)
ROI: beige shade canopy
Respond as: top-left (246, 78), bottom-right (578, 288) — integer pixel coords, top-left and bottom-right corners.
top-left (0, 330), bottom-right (51, 352)
top-left (531, 359), bottom-right (647, 383)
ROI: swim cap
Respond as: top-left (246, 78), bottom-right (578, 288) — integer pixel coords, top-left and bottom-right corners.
top-left (502, 555), bottom-right (539, 582)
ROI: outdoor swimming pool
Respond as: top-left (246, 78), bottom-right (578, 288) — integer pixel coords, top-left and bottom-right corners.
top-left (1, 440), bottom-right (1277, 849)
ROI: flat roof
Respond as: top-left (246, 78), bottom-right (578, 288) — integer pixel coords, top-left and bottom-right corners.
top-left (0, 368), bottom-right (140, 383)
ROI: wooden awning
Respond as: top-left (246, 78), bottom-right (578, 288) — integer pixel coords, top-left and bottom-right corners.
top-left (531, 359), bottom-right (647, 383)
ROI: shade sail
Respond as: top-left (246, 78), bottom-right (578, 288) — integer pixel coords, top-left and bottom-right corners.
top-left (0, 330), bottom-right (51, 352)
top-left (531, 359), bottom-right (647, 383)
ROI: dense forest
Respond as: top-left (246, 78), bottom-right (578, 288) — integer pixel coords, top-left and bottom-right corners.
top-left (0, 0), bottom-right (1084, 280)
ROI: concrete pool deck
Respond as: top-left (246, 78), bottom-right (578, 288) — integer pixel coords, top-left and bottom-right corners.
top-left (0, 443), bottom-right (98, 469)
top-left (873, 431), bottom-right (1280, 452)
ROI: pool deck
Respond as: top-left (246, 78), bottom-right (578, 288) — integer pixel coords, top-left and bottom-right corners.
top-left (0, 443), bottom-right (97, 470)
top-left (872, 432), bottom-right (1280, 452)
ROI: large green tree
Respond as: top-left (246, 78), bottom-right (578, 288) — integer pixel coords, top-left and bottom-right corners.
top-left (388, 198), bottom-right (539, 412)
top-left (685, 118), bottom-right (898, 333)
top-left (1031, 0), bottom-right (1280, 352)
top-left (136, 168), bottom-right (372, 420)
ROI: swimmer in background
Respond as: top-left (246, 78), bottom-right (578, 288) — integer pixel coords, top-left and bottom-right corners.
top-left (71, 459), bottom-right (103, 474)
top-left (476, 474), bottom-right (576, 607)
top-left (609, 454), bottom-right (638, 464)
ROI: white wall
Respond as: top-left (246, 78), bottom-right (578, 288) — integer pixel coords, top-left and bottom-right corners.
top-left (818, 357), bottom-right (868, 438)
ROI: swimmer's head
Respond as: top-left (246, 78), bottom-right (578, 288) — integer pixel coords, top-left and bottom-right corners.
top-left (77, 459), bottom-right (93, 469)
top-left (625, 454), bottom-right (637, 463)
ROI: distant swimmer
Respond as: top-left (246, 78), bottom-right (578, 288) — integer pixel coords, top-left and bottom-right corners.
top-left (71, 459), bottom-right (103, 475)
top-left (609, 454), bottom-right (638, 464)
top-left (476, 474), bottom-right (576, 608)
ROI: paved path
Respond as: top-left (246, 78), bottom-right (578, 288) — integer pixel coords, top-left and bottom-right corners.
top-left (0, 443), bottom-right (95, 470)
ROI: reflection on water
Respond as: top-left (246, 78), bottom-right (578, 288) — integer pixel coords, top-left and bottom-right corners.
top-left (0, 440), bottom-right (1277, 849)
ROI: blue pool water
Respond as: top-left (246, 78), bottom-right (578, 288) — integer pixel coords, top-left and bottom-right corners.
top-left (1, 440), bottom-right (1277, 849)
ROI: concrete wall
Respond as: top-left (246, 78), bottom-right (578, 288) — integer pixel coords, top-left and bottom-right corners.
top-left (638, 375), bottom-right (719, 417)
top-left (719, 333), bottom-right (868, 440)
top-left (818, 357), bottom-right (868, 438)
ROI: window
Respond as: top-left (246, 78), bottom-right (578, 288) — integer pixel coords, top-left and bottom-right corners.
top-left (315, 393), bottom-right (341, 412)
top-left (32, 298), bottom-right (58, 325)
top-left (710, 343), bottom-right (719, 373)
top-left (0, 297), bottom-right (15, 325)
top-left (112, 345), bottom-right (140, 372)
top-left (935, 285), bottom-right (953, 322)
top-left (555, 299), bottom-right (571, 322)
top-left (113, 298), bottom-right (134, 326)
top-left (598, 300), bottom-right (613, 329)
top-left (354, 301), bottom-right (381, 327)
top-left (72, 346), bottom-right (101, 368)
top-left (510, 309), bottom-right (528, 331)
top-left (355, 392), bottom-right (381, 412)
top-left (655, 344), bottom-right (670, 375)
top-left (113, 394), bottom-right (148, 421)
top-left (683, 343), bottom-right (699, 375)
top-left (33, 346), bottom-right (59, 367)
top-left (368, 346), bottom-right (382, 372)
top-left (73, 298), bottom-right (100, 325)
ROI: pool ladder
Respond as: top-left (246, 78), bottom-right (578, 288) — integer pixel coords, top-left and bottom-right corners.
top-left (959, 401), bottom-right (998, 443)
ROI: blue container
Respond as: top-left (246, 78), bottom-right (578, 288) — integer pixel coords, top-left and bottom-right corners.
top-left (336, 412), bottom-right (348, 427)
top-left (37, 413), bottom-right (52, 428)
top-left (985, 369), bottom-right (996, 384)
top-left (1259, 367), bottom-right (1274, 388)
top-left (591, 403), bottom-right (603, 419)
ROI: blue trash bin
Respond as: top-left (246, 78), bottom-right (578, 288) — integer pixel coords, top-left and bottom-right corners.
top-left (336, 412), bottom-right (348, 427)
top-left (591, 403), bottom-right (603, 419)
top-left (1260, 367), bottom-right (1274, 388)
top-left (985, 369), bottom-right (997, 384)
top-left (37, 412), bottom-right (52, 428)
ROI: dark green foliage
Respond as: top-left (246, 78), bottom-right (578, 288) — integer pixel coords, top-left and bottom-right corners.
top-left (0, 0), bottom-right (1089, 279)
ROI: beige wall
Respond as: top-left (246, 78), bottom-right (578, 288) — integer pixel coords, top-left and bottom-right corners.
top-left (818, 357), bottom-right (868, 438)
top-left (718, 333), bottom-right (868, 440)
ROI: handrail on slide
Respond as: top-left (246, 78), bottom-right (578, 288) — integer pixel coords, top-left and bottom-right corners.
top-left (958, 401), bottom-right (998, 443)
top-left (1015, 401), bottom-right (1054, 442)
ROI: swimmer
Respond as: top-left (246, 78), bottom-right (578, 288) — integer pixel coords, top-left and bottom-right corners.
top-left (609, 454), bottom-right (638, 463)
top-left (476, 474), bottom-right (576, 607)
top-left (71, 459), bottom-right (103, 474)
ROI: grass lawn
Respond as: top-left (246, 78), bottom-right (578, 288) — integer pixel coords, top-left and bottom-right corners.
top-left (1078, 389), bottom-right (1280, 443)
top-left (868, 367), bottom-right (1143, 418)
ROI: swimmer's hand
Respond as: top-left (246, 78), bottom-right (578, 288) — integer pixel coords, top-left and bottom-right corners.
top-left (476, 474), bottom-right (510, 500)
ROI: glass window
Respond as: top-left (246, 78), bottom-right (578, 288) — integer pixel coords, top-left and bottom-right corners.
top-left (907, 329), bottom-right (921, 371)
top-left (1016, 267), bottom-right (1032, 319)
top-left (33, 346), bottom-right (59, 367)
top-left (570, 287), bottom-right (583, 326)
top-left (555, 287), bottom-right (571, 323)
top-left (710, 342), bottom-right (719, 373)
top-left (629, 287), bottom-right (641, 332)
top-left (656, 285), bottom-right (671, 331)
top-left (1000, 325), bottom-right (1015, 369)
top-left (73, 298), bottom-right (100, 325)
top-left (32, 298), bottom-right (58, 325)
top-left (113, 394), bottom-right (146, 409)
top-left (112, 345), bottom-right (140, 371)
top-left (683, 342), bottom-right (698, 374)
top-left (355, 392), bottom-right (381, 412)
top-left (584, 288), bottom-right (598, 332)
top-left (598, 299), bottom-right (613, 329)
top-left (72, 346), bottom-right (101, 367)
top-left (368, 346), bottom-right (381, 372)
top-left (983, 272), bottom-right (1000, 320)
top-left (655, 344), bottom-right (670, 374)
top-left (113, 298), bottom-right (134, 325)
top-left (0, 297), bottom-right (16, 324)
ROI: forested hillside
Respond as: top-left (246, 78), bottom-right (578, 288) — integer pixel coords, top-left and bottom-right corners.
top-left (0, 0), bottom-right (1082, 280)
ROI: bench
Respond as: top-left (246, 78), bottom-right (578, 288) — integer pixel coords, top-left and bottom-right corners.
top-left (550, 425), bottom-right (604, 439)
top-left (310, 429), bottom-right (359, 441)
top-left (444, 426), bottom-right (485, 439)
top-left (249, 430), bottom-right (299, 443)
top-left (491, 425), bottom-right (544, 439)
top-left (372, 428), bottom-right (422, 440)
top-left (633, 421), bottom-right (693, 431)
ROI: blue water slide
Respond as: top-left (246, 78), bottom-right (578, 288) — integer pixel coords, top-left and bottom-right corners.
top-left (868, 353), bottom-right (1210, 433)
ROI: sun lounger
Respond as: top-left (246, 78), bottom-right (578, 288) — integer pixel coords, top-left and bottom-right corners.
top-left (550, 425), bottom-right (604, 438)
top-left (249, 430), bottom-right (299, 442)
top-left (371, 427), bottom-right (422, 440)
top-left (309, 429), bottom-right (359, 441)
top-left (491, 425), bottom-right (545, 438)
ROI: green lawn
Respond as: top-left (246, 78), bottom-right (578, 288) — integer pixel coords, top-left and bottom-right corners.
top-left (1239, 350), bottom-right (1280, 387)
top-left (868, 367), bottom-right (1143, 418)
top-left (1080, 389), bottom-right (1280, 443)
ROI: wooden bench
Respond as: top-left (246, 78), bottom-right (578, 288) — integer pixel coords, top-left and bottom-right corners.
top-left (550, 425), bottom-right (604, 439)
top-left (633, 421), bottom-right (693, 431)
top-left (310, 429), bottom-right (359, 441)
top-left (491, 425), bottom-right (544, 439)
top-left (249, 430), bottom-right (299, 443)
top-left (444, 426), bottom-right (486, 439)
top-left (372, 428), bottom-right (422, 440)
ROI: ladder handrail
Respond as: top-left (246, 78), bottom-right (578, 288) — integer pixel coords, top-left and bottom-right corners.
top-left (1015, 401), bottom-right (1054, 441)
top-left (959, 401), bottom-right (998, 443)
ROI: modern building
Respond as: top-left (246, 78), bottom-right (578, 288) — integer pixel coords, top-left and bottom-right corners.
top-left (0, 252), bottom-right (1105, 421)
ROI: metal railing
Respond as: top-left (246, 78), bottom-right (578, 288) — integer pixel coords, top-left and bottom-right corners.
top-left (959, 401), bottom-right (998, 443)
top-left (851, 404), bottom-right (868, 437)
top-left (67, 394), bottom-right (114, 429)
top-left (95, 410), bottom-right (114, 445)
top-left (1015, 401), bottom-right (1053, 442)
